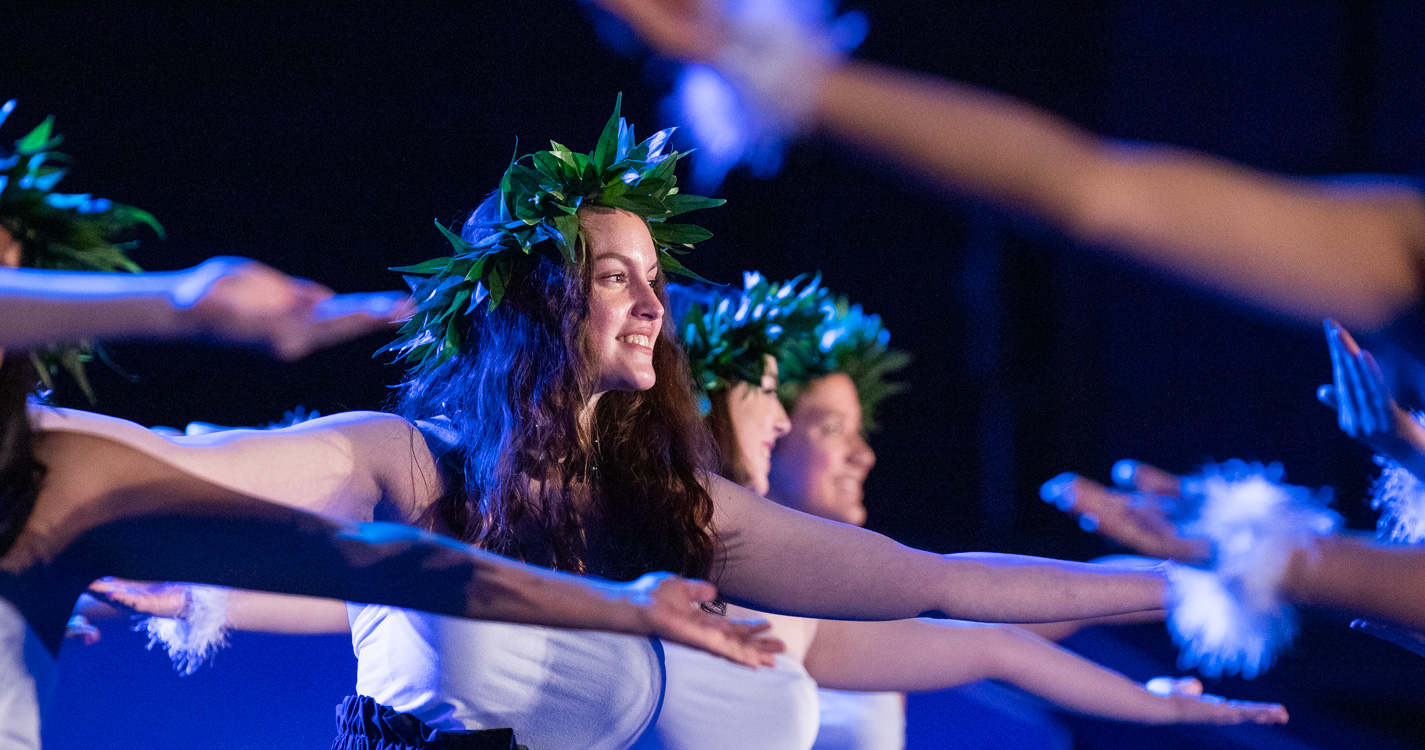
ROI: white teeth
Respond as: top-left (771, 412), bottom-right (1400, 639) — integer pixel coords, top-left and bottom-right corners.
top-left (618, 334), bottom-right (651, 348)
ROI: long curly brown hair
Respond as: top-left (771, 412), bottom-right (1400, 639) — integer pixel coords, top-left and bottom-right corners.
top-left (0, 356), bottom-right (43, 557)
top-left (395, 196), bottom-right (718, 581)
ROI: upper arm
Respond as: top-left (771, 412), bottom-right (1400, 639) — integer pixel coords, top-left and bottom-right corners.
top-left (31, 407), bottom-right (433, 521)
top-left (708, 474), bottom-right (949, 620)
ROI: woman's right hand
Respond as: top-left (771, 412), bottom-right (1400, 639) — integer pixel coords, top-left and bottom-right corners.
top-left (172, 257), bottom-right (412, 361)
top-left (622, 572), bottom-right (784, 669)
top-left (1318, 319), bottom-right (1425, 478)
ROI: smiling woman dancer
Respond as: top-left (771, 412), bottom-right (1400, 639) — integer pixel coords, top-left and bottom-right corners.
top-left (110, 99), bottom-right (1173, 749)
top-left (644, 274), bottom-right (1285, 750)
top-left (0, 101), bottom-right (780, 750)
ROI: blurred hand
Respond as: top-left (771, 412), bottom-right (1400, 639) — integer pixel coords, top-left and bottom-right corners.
top-left (89, 578), bottom-right (189, 617)
top-left (593, 0), bottom-right (724, 61)
top-left (1040, 460), bottom-right (1209, 563)
top-left (64, 615), bottom-right (101, 645)
top-left (174, 256), bottom-right (412, 361)
top-left (1318, 319), bottom-right (1425, 476)
top-left (622, 572), bottom-right (784, 668)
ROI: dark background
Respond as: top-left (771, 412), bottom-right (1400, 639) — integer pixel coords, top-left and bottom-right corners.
top-left (5, 2), bottom-right (1425, 747)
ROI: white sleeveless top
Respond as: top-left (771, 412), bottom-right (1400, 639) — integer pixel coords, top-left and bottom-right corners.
top-left (0, 597), bottom-right (53, 750)
top-left (349, 603), bottom-right (664, 750)
top-left (645, 643), bottom-right (820, 750)
top-left (812, 689), bottom-right (906, 750)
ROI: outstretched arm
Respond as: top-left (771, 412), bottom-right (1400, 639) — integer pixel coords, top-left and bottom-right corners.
top-left (0, 251), bottom-right (410, 359)
top-left (1051, 460), bottom-right (1425, 630)
top-left (708, 475), bottom-right (1165, 623)
top-left (5, 431), bottom-right (782, 667)
top-left (805, 618), bottom-right (1286, 725)
top-left (597, 0), bottom-right (1425, 330)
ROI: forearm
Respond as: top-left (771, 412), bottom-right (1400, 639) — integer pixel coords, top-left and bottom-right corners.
top-left (807, 619), bottom-right (1178, 723)
top-left (0, 268), bottom-right (194, 347)
top-left (713, 478), bottom-right (1165, 622)
top-left (1014, 609), bottom-right (1166, 642)
top-left (816, 63), bottom-right (1423, 328)
top-left (817, 63), bottom-right (1097, 228)
top-left (1283, 534), bottom-right (1425, 628)
top-left (991, 625), bottom-right (1181, 724)
top-left (221, 591), bottom-right (351, 633)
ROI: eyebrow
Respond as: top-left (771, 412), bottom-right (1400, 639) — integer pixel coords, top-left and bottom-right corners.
top-left (593, 251), bottom-right (660, 275)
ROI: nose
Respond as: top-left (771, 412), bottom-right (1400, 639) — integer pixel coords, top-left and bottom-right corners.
top-left (849, 434), bottom-right (876, 472)
top-left (771, 400), bottom-right (791, 440)
top-left (633, 278), bottom-right (664, 322)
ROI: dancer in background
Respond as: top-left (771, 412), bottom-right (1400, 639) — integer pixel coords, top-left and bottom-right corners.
top-left (644, 273), bottom-right (1286, 750)
top-left (0, 100), bottom-right (781, 750)
top-left (595, 0), bottom-right (1425, 337)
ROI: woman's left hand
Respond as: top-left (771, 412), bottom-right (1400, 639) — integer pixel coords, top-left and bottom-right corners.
top-left (88, 578), bottom-right (189, 617)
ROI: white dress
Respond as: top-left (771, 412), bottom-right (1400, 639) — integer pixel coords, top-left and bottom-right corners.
top-left (812, 689), bottom-right (905, 750)
top-left (644, 643), bottom-right (820, 750)
top-left (349, 603), bottom-right (665, 750)
top-left (0, 597), bottom-right (54, 750)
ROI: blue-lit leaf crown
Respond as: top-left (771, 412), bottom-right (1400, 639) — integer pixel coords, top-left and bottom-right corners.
top-left (671, 271), bottom-right (831, 413)
top-left (780, 293), bottom-right (910, 433)
top-left (383, 94), bottom-right (725, 374)
top-left (0, 101), bottom-right (161, 399)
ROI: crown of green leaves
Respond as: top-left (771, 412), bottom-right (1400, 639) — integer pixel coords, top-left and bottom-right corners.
top-left (670, 271), bottom-right (831, 414)
top-left (778, 294), bottom-right (910, 433)
top-left (0, 100), bottom-right (161, 399)
top-left (383, 94), bottom-right (725, 374)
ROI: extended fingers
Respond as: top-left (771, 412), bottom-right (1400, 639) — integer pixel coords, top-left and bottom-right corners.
top-left (1112, 459), bottom-right (1182, 497)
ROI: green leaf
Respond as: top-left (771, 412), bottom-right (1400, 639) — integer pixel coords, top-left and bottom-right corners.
top-left (658, 250), bottom-right (712, 283)
top-left (487, 256), bottom-right (511, 309)
top-left (17, 116), bottom-right (55, 154)
top-left (433, 218), bottom-right (474, 253)
top-left (551, 213), bottom-right (580, 261)
top-left (610, 193), bottom-right (666, 215)
top-left (390, 256), bottom-right (452, 275)
top-left (662, 193), bottom-right (725, 217)
top-left (113, 204), bottom-right (165, 238)
top-left (650, 222), bottom-right (712, 247)
top-left (532, 150), bottom-right (567, 183)
top-left (592, 92), bottom-right (623, 172)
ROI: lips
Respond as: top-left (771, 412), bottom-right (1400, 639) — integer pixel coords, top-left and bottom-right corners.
top-left (616, 332), bottom-right (654, 351)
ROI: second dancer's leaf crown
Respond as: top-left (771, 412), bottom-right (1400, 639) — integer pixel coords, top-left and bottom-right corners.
top-left (670, 271), bottom-right (831, 414)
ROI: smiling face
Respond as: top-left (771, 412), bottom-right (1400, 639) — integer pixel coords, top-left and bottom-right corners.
top-left (582, 207), bottom-right (665, 394)
top-left (767, 373), bottom-right (877, 526)
top-left (725, 355), bottom-right (792, 495)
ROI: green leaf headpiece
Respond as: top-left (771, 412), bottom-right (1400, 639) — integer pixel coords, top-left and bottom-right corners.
top-left (779, 293), bottom-right (910, 433)
top-left (384, 94), bottom-right (725, 374)
top-left (670, 271), bottom-right (831, 415)
top-left (0, 100), bottom-right (161, 399)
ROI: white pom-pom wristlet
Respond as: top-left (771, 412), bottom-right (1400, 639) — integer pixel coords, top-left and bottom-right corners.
top-left (141, 585), bottom-right (231, 675)
top-left (1165, 461), bottom-right (1338, 678)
